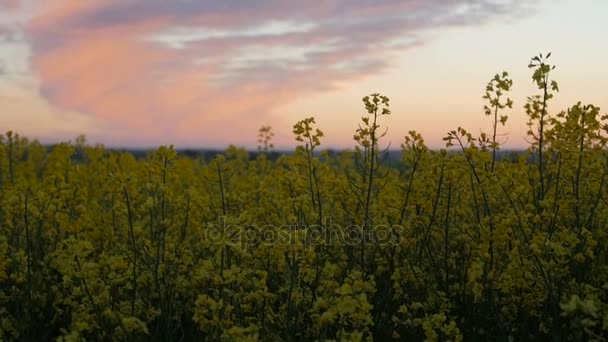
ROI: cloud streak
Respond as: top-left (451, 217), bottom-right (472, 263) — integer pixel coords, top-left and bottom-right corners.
top-left (20, 0), bottom-right (535, 147)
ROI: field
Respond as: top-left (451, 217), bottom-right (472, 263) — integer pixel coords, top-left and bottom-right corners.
top-left (1, 55), bottom-right (608, 341)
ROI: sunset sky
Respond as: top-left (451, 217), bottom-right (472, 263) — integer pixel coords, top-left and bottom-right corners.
top-left (1, 0), bottom-right (606, 150)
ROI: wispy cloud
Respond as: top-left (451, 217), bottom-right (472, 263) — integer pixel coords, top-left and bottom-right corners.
top-left (16, 0), bottom-right (535, 146)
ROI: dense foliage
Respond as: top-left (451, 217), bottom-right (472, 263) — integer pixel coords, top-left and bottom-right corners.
top-left (2, 54), bottom-right (608, 341)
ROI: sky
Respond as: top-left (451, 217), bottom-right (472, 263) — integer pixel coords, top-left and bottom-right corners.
top-left (1, 0), bottom-right (607, 150)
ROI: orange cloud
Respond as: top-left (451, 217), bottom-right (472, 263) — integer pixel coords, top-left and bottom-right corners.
top-left (22, 0), bottom-right (533, 147)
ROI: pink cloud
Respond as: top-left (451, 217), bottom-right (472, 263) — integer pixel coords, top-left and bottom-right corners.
top-left (22, 0), bottom-right (534, 147)
top-left (0, 0), bottom-right (20, 10)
